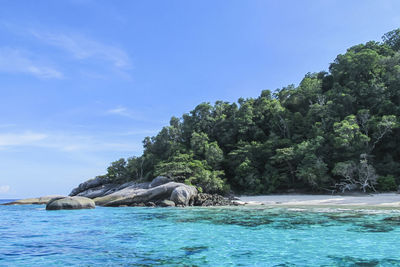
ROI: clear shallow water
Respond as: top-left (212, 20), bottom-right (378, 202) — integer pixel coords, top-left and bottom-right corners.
top-left (1, 200), bottom-right (400, 266)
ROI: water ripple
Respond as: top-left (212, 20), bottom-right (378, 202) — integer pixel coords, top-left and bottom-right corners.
top-left (1, 204), bottom-right (400, 266)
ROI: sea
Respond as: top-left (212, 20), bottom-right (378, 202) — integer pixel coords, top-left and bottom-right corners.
top-left (1, 199), bottom-right (400, 266)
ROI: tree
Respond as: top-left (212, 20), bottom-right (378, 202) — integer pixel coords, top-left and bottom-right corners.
top-left (333, 154), bottom-right (377, 193)
top-left (107, 158), bottom-right (128, 182)
top-left (83, 28), bottom-right (400, 195)
top-left (154, 153), bottom-right (228, 194)
top-left (382, 28), bottom-right (400, 51)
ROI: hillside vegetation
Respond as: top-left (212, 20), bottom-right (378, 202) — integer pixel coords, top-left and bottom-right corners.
top-left (94, 29), bottom-right (400, 194)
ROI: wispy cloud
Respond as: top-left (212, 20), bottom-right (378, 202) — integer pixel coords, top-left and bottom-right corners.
top-left (107, 106), bottom-right (143, 119)
top-left (0, 47), bottom-right (63, 79)
top-left (0, 131), bottom-right (142, 153)
top-left (31, 31), bottom-right (131, 69)
top-left (107, 106), bottom-right (132, 117)
top-left (117, 129), bottom-right (159, 136)
top-left (42, 133), bottom-right (142, 152)
top-left (0, 131), bottom-right (47, 147)
top-left (0, 185), bottom-right (10, 193)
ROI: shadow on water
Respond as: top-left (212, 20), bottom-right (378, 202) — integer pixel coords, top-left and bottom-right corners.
top-left (344, 215), bottom-right (400, 233)
top-left (328, 255), bottom-right (400, 267)
top-left (172, 208), bottom-right (400, 234)
top-left (182, 246), bottom-right (209, 256)
top-left (175, 208), bottom-right (342, 229)
top-left (349, 223), bottom-right (395, 233)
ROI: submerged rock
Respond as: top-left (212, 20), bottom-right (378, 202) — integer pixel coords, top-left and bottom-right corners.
top-left (2, 195), bottom-right (66, 205)
top-left (46, 196), bottom-right (95, 210)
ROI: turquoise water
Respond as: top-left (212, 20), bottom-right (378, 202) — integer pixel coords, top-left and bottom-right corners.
top-left (1, 200), bottom-right (400, 266)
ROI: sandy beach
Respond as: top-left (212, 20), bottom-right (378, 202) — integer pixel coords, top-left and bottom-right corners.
top-left (239, 193), bottom-right (400, 208)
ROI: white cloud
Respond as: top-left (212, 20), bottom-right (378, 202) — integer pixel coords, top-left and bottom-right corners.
top-left (0, 131), bottom-right (47, 147)
top-left (0, 131), bottom-right (141, 153)
top-left (107, 106), bottom-right (132, 117)
top-left (0, 185), bottom-right (10, 193)
top-left (106, 106), bottom-right (144, 120)
top-left (118, 129), bottom-right (158, 136)
top-left (31, 31), bottom-right (131, 69)
top-left (44, 134), bottom-right (142, 153)
top-left (0, 47), bottom-right (63, 79)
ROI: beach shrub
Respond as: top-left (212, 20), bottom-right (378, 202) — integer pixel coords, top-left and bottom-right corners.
top-left (154, 153), bottom-right (228, 194)
top-left (376, 175), bottom-right (397, 191)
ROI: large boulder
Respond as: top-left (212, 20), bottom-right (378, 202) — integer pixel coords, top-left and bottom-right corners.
top-left (159, 200), bottom-right (176, 207)
top-left (100, 182), bottom-right (183, 206)
top-left (149, 176), bottom-right (171, 188)
top-left (2, 195), bottom-right (66, 205)
top-left (69, 176), bottom-right (110, 196)
top-left (46, 196), bottom-right (95, 210)
top-left (93, 182), bottom-right (151, 206)
top-left (96, 181), bottom-right (198, 207)
top-left (72, 179), bottom-right (150, 199)
top-left (170, 185), bottom-right (197, 206)
top-left (68, 176), bottom-right (198, 208)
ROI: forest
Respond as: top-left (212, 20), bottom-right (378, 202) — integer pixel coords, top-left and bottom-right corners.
top-left (97, 29), bottom-right (400, 195)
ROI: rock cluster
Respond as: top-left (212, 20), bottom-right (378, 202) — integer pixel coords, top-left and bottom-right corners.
top-left (69, 176), bottom-right (199, 207)
top-left (3, 176), bottom-right (234, 209)
top-left (194, 193), bottom-right (233, 206)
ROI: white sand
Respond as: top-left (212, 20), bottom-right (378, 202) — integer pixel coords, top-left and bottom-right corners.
top-left (238, 193), bottom-right (400, 208)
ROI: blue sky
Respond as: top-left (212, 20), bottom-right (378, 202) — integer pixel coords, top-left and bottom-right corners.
top-left (0, 0), bottom-right (399, 198)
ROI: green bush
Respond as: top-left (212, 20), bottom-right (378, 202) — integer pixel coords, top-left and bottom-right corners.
top-left (376, 175), bottom-right (397, 191)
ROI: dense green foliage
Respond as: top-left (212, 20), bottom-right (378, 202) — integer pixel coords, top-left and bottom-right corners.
top-left (99, 29), bottom-right (400, 194)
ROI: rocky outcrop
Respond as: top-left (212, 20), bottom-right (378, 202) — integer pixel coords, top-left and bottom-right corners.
top-left (149, 176), bottom-right (171, 188)
top-left (67, 177), bottom-right (239, 207)
top-left (159, 200), bottom-right (176, 207)
top-left (2, 195), bottom-right (66, 205)
top-left (69, 177), bottom-right (152, 201)
top-left (96, 182), bottom-right (197, 207)
top-left (69, 176), bottom-right (110, 196)
top-left (46, 196), bottom-right (95, 210)
top-left (170, 185), bottom-right (197, 206)
top-left (194, 193), bottom-right (232, 206)
top-left (3, 177), bottom-right (235, 208)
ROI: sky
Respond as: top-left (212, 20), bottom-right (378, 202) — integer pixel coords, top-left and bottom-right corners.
top-left (0, 0), bottom-right (399, 198)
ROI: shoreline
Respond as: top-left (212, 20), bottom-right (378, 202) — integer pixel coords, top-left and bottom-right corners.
top-left (2, 193), bottom-right (400, 210)
top-left (238, 193), bottom-right (400, 209)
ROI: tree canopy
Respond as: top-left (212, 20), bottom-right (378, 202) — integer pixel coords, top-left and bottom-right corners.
top-left (95, 29), bottom-right (400, 194)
